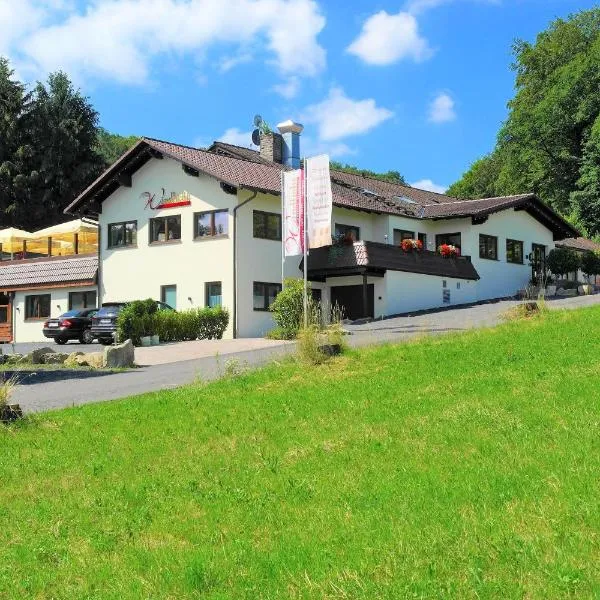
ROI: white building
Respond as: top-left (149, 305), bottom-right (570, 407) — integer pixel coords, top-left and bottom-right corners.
top-left (65, 122), bottom-right (578, 338)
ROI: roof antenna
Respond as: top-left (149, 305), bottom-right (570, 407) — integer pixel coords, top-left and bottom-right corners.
top-left (251, 115), bottom-right (263, 147)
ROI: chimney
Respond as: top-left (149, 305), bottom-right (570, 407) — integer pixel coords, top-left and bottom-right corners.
top-left (277, 120), bottom-right (304, 168)
top-left (259, 131), bottom-right (283, 164)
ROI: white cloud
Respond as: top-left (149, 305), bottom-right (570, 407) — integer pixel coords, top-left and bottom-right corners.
top-left (219, 52), bottom-right (252, 73)
top-left (302, 136), bottom-right (356, 159)
top-left (411, 178), bottom-right (447, 193)
top-left (2, 0), bottom-right (326, 85)
top-left (217, 127), bottom-right (257, 148)
top-left (302, 87), bottom-right (394, 141)
top-left (407, 0), bottom-right (501, 15)
top-left (428, 93), bottom-right (456, 123)
top-left (272, 76), bottom-right (300, 99)
top-left (347, 10), bottom-right (432, 65)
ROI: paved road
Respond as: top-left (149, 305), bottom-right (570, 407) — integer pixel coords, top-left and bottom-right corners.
top-left (10, 294), bottom-right (600, 414)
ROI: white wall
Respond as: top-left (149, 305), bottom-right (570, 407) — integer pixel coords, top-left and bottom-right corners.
top-left (100, 157), bottom-right (236, 336)
top-left (13, 285), bottom-right (97, 343)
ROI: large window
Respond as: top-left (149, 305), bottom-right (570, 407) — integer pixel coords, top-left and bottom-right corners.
top-left (161, 285), bottom-right (177, 309)
top-left (435, 232), bottom-right (462, 251)
top-left (108, 221), bottom-right (137, 248)
top-left (253, 211), bottom-right (282, 240)
top-left (253, 282), bottom-right (281, 311)
top-left (334, 223), bottom-right (360, 242)
top-left (479, 234), bottom-right (498, 260)
top-left (25, 294), bottom-right (50, 320)
top-left (195, 210), bottom-right (228, 238)
top-left (205, 282), bottom-right (222, 307)
top-left (506, 239), bottom-right (524, 264)
top-left (393, 229), bottom-right (415, 245)
top-left (150, 215), bottom-right (181, 244)
top-left (69, 291), bottom-right (97, 310)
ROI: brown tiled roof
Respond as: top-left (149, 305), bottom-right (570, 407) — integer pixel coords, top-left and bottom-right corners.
top-left (0, 255), bottom-right (98, 289)
top-left (64, 136), bottom-right (579, 239)
top-left (303, 241), bottom-right (480, 281)
top-left (555, 237), bottom-right (600, 252)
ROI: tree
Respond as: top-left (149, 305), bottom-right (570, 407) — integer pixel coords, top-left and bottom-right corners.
top-left (450, 9), bottom-right (600, 224)
top-left (96, 129), bottom-right (139, 167)
top-left (26, 71), bottom-right (104, 228)
top-left (546, 247), bottom-right (581, 279)
top-left (580, 250), bottom-right (600, 279)
top-left (330, 161), bottom-right (406, 185)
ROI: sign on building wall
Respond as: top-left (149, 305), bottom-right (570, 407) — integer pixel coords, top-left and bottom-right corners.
top-left (141, 189), bottom-right (192, 210)
top-left (282, 170), bottom-right (305, 257)
top-left (305, 154), bottom-right (332, 250)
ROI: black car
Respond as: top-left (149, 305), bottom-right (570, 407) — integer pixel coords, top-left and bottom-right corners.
top-left (43, 308), bottom-right (98, 345)
top-left (91, 301), bottom-right (175, 345)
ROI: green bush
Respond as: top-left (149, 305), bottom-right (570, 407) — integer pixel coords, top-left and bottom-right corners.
top-left (270, 278), bottom-right (306, 339)
top-left (547, 247), bottom-right (581, 278)
top-left (117, 302), bottom-right (229, 346)
top-left (581, 250), bottom-right (600, 278)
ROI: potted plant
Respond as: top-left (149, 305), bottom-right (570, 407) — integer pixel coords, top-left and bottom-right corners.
top-left (140, 313), bottom-right (153, 347)
top-left (401, 239), bottom-right (423, 252)
top-left (438, 243), bottom-right (460, 258)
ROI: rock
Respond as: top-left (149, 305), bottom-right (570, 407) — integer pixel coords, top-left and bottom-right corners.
top-left (0, 403), bottom-right (23, 424)
top-left (104, 339), bottom-right (135, 368)
top-left (41, 353), bottom-right (69, 365)
top-left (557, 288), bottom-right (578, 297)
top-left (30, 347), bottom-right (55, 364)
top-left (65, 352), bottom-right (104, 368)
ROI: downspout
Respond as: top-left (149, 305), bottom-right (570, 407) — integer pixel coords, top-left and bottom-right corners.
top-left (232, 190), bottom-right (258, 339)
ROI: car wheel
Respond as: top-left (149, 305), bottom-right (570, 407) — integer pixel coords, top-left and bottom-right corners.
top-left (55, 337), bottom-right (68, 345)
top-left (80, 330), bottom-right (95, 344)
top-left (99, 338), bottom-right (113, 346)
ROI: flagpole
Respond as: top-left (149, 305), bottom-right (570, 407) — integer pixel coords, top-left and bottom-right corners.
top-left (281, 170), bottom-right (285, 289)
top-left (303, 159), bottom-right (308, 328)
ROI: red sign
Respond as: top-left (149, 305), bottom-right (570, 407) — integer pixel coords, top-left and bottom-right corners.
top-left (141, 189), bottom-right (192, 210)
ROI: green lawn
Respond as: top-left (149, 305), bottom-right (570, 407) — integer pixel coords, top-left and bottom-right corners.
top-left (1, 307), bottom-right (600, 599)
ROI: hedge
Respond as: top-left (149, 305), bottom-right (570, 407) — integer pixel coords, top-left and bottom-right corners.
top-left (117, 301), bottom-right (229, 346)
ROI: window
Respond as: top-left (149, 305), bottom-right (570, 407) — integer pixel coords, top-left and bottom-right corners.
top-left (195, 210), bottom-right (228, 238)
top-left (69, 291), bottom-right (97, 310)
top-left (418, 232), bottom-right (427, 248)
top-left (150, 215), bottom-right (181, 243)
top-left (108, 221), bottom-right (137, 248)
top-left (253, 282), bottom-right (282, 311)
top-left (334, 223), bottom-right (360, 242)
top-left (205, 282), bottom-right (222, 307)
top-left (393, 229), bottom-right (415, 245)
top-left (25, 294), bottom-right (50, 320)
top-left (479, 234), bottom-right (498, 260)
top-left (506, 239), bottom-right (524, 264)
top-left (253, 211), bottom-right (282, 240)
top-left (161, 285), bottom-right (177, 309)
top-left (435, 232), bottom-right (462, 251)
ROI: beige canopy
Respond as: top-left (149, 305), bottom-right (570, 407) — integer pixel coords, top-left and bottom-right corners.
top-left (32, 219), bottom-right (98, 255)
top-left (0, 228), bottom-right (35, 254)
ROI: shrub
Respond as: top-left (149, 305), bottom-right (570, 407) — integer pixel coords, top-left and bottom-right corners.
top-left (297, 325), bottom-right (326, 365)
top-left (117, 302), bottom-right (229, 346)
top-left (270, 278), bottom-right (306, 339)
top-left (581, 250), bottom-right (600, 279)
top-left (547, 247), bottom-right (580, 278)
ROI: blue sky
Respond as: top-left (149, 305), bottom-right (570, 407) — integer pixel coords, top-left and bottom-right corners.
top-left (1, 0), bottom-right (597, 192)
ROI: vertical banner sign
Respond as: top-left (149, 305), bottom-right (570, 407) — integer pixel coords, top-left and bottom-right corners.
top-left (305, 154), bottom-right (332, 249)
top-left (282, 169), bottom-right (304, 256)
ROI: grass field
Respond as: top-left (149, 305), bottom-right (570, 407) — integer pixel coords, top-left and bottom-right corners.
top-left (1, 306), bottom-right (600, 599)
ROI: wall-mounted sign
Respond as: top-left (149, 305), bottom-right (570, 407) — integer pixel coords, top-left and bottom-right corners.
top-left (141, 189), bottom-right (192, 210)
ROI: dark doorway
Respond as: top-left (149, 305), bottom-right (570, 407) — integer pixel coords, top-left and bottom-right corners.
top-left (331, 284), bottom-right (374, 321)
top-left (0, 293), bottom-right (12, 342)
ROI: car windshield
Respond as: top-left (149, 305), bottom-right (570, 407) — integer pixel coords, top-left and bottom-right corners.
top-left (60, 310), bottom-right (83, 318)
top-left (96, 306), bottom-right (123, 317)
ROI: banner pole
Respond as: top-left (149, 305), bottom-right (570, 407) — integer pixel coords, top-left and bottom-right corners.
top-left (303, 160), bottom-right (308, 329)
top-left (281, 170), bottom-right (285, 289)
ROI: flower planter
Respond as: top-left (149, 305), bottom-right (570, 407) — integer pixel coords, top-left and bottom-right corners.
top-left (151, 334), bottom-right (160, 346)
top-left (140, 336), bottom-right (152, 347)
top-left (0, 403), bottom-right (23, 424)
top-left (545, 285), bottom-right (557, 297)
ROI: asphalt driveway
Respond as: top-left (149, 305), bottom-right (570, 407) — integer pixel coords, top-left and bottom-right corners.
top-left (9, 294), bottom-right (600, 414)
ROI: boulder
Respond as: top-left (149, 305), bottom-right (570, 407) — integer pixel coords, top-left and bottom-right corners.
top-left (30, 347), bottom-right (55, 364)
top-left (557, 288), bottom-right (578, 297)
top-left (104, 339), bottom-right (135, 368)
top-left (0, 403), bottom-right (23, 424)
top-left (41, 353), bottom-right (69, 365)
top-left (64, 351), bottom-right (103, 368)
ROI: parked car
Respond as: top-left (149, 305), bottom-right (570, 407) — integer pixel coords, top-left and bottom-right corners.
top-left (90, 301), bottom-right (175, 345)
top-left (43, 308), bottom-right (98, 345)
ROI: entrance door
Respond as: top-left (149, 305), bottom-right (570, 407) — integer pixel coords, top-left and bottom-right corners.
top-left (330, 284), bottom-right (374, 321)
top-left (531, 244), bottom-right (546, 284)
top-left (0, 293), bottom-right (12, 342)
top-left (161, 285), bottom-right (177, 310)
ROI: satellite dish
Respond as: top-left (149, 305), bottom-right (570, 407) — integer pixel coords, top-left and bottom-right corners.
top-left (253, 114), bottom-right (263, 128)
top-left (251, 129), bottom-right (261, 146)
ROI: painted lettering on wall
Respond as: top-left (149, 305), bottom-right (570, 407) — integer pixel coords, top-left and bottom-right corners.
top-left (141, 189), bottom-right (192, 210)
